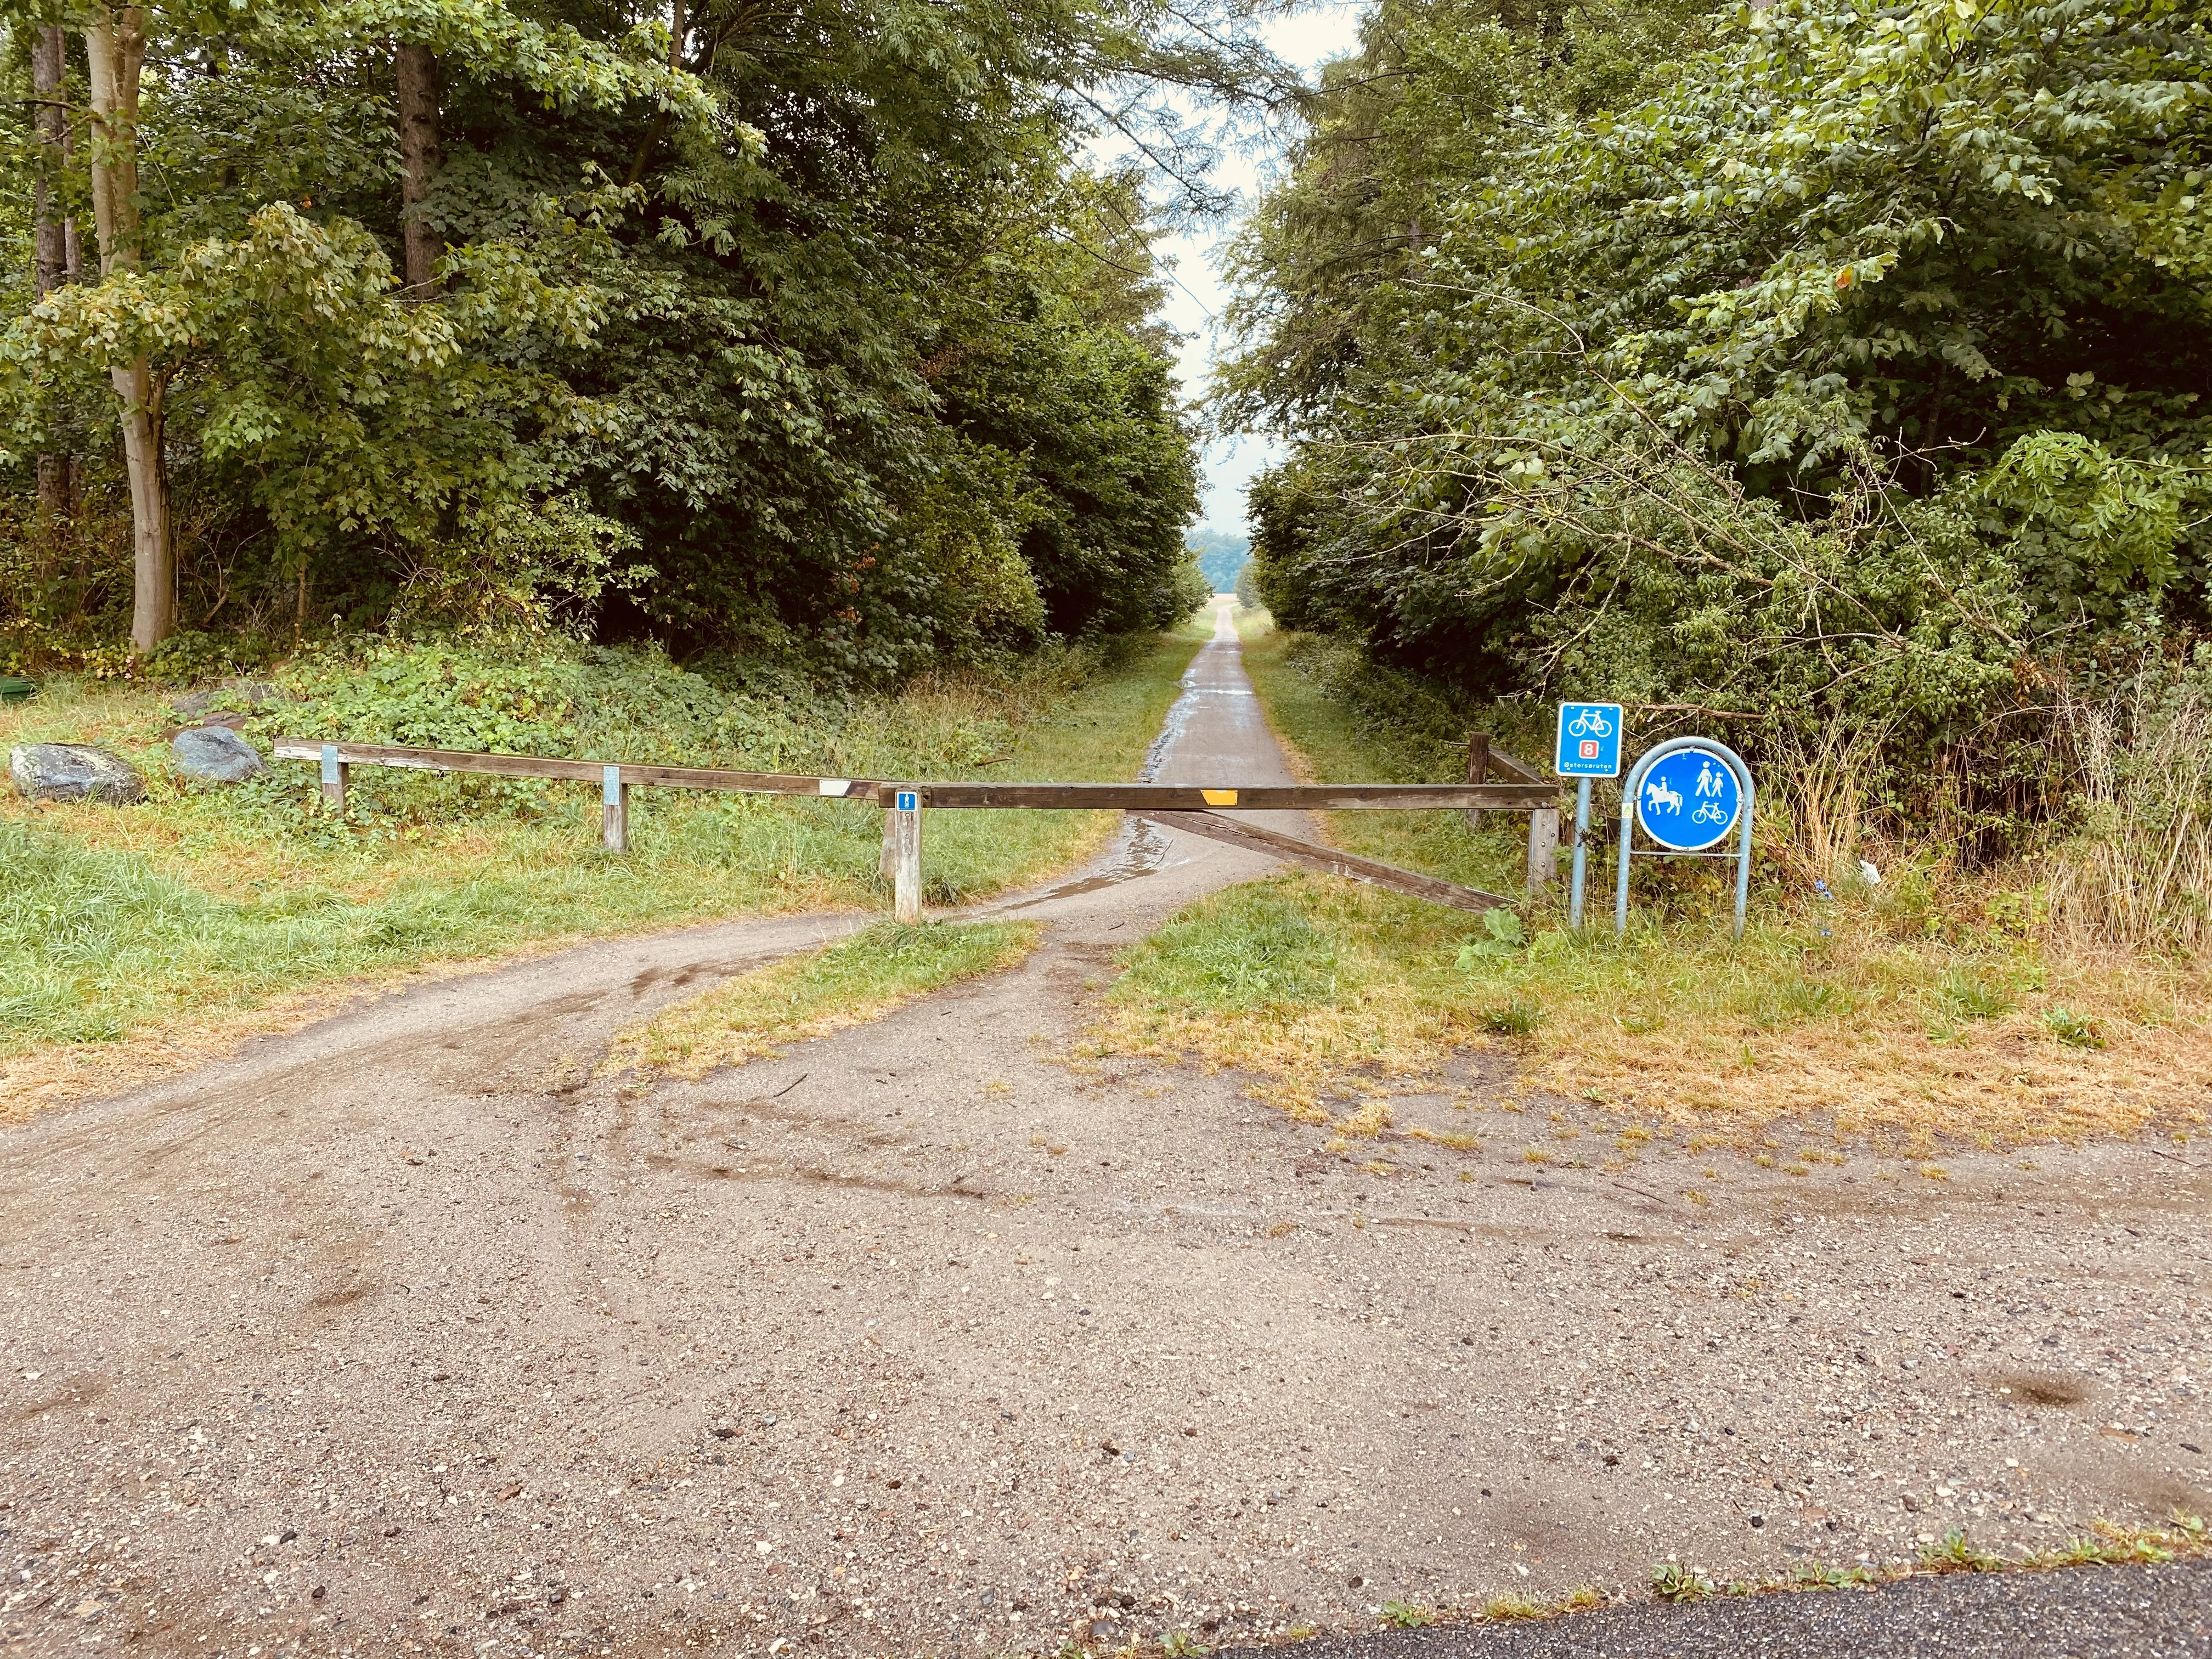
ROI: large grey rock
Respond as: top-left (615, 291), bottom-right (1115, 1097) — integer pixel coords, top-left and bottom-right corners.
top-left (9, 743), bottom-right (145, 805)
top-left (172, 725), bottom-right (265, 784)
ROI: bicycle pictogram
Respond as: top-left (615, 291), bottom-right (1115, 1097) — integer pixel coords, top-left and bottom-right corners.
top-left (1691, 799), bottom-right (1729, 825)
top-left (1567, 708), bottom-right (1613, 739)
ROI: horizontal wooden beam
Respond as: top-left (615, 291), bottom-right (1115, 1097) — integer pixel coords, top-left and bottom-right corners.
top-left (272, 740), bottom-right (1559, 812)
top-left (874, 782), bottom-right (1555, 811)
top-left (272, 740), bottom-right (878, 799)
top-left (1142, 811), bottom-right (1511, 913)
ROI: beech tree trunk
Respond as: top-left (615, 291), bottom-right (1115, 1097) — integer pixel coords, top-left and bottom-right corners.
top-left (84, 5), bottom-right (173, 652)
top-left (396, 43), bottom-right (443, 294)
top-left (32, 26), bottom-right (69, 297)
top-left (33, 25), bottom-right (77, 527)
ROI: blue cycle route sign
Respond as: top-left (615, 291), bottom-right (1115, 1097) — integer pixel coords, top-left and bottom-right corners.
top-left (1554, 702), bottom-right (1623, 778)
top-left (1634, 745), bottom-right (1740, 853)
top-left (895, 790), bottom-right (919, 812)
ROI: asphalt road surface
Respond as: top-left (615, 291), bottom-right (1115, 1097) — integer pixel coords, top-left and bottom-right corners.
top-left (1, 601), bottom-right (2205, 1658)
top-left (1222, 1556), bottom-right (2211, 1657)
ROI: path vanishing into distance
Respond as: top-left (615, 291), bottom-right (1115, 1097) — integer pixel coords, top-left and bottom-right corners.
top-left (2, 600), bottom-right (2208, 1658)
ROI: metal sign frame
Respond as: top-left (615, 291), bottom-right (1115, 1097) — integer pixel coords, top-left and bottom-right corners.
top-left (1614, 736), bottom-right (1756, 939)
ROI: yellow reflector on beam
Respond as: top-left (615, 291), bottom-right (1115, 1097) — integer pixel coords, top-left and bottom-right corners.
top-left (1201, 789), bottom-right (1239, 806)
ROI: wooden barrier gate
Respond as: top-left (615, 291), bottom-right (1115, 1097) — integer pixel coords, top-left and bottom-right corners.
top-left (275, 737), bottom-right (1562, 920)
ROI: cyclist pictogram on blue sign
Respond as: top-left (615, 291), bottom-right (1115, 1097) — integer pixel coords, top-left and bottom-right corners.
top-left (1554, 702), bottom-right (1623, 778)
top-left (1634, 745), bottom-right (1739, 852)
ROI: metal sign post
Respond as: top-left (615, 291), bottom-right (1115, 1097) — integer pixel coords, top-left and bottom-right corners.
top-left (1555, 703), bottom-right (1623, 929)
top-left (1615, 737), bottom-right (1755, 939)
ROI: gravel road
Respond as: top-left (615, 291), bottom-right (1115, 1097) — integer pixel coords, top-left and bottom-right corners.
top-left (2, 601), bottom-right (2206, 1658)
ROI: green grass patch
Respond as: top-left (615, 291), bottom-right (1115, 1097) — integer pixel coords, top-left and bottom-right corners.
top-left (0, 620), bottom-right (1206, 1101)
top-left (602, 920), bottom-right (1041, 1079)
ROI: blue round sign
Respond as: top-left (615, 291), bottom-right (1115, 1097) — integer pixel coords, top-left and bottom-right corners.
top-left (1635, 746), bottom-right (1740, 852)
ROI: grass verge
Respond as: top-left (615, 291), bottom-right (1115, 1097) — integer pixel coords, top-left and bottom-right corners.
top-left (1, 620), bottom-right (1206, 1113)
top-left (1092, 612), bottom-right (2210, 1149)
top-left (601, 920), bottom-right (1040, 1080)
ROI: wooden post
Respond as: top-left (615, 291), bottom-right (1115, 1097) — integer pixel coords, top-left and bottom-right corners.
top-left (1527, 808), bottom-right (1559, 890)
top-left (879, 810), bottom-right (899, 883)
top-left (602, 764), bottom-right (629, 853)
top-left (1463, 732), bottom-right (1489, 834)
top-left (891, 788), bottom-right (923, 924)
top-left (319, 743), bottom-right (348, 810)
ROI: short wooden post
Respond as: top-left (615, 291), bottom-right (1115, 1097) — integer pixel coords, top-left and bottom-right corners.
top-left (602, 764), bottom-right (629, 853)
top-left (1527, 807), bottom-right (1559, 889)
top-left (891, 788), bottom-right (923, 924)
top-left (319, 743), bottom-right (348, 810)
top-left (1463, 732), bottom-right (1489, 833)
top-left (879, 810), bottom-right (899, 883)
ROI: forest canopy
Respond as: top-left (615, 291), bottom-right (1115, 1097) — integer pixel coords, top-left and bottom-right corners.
top-left (0, 0), bottom-right (1252, 680)
top-left (1227, 0), bottom-right (2212, 834)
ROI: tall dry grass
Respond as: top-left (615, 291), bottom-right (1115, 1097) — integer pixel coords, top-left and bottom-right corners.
top-left (2045, 651), bottom-right (2212, 955)
top-left (1756, 721), bottom-right (1883, 891)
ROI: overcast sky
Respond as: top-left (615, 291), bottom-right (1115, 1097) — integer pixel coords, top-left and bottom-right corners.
top-left (1135, 5), bottom-right (1368, 537)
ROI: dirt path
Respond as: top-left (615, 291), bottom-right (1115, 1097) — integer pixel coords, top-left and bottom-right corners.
top-left (2, 601), bottom-right (2207, 1658)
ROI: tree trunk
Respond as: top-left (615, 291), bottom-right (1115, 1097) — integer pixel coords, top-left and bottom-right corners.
top-left (115, 364), bottom-right (172, 652)
top-left (396, 43), bottom-right (443, 294)
top-left (33, 24), bottom-right (76, 528)
top-left (84, 5), bottom-right (174, 651)
top-left (32, 27), bottom-right (68, 297)
top-left (623, 0), bottom-right (684, 184)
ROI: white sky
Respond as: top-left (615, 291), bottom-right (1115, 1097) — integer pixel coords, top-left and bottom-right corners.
top-left (1127, 5), bottom-right (1370, 536)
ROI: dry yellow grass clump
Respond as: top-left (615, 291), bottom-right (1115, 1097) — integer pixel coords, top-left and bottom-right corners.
top-left (1098, 874), bottom-right (2211, 1147)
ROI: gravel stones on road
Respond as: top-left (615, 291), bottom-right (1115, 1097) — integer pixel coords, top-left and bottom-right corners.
top-left (0, 907), bottom-right (2204, 1659)
top-left (0, 610), bottom-right (2205, 1658)
top-left (8, 742), bottom-right (144, 804)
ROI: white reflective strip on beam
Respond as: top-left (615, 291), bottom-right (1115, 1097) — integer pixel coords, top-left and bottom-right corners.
top-left (818, 778), bottom-right (851, 797)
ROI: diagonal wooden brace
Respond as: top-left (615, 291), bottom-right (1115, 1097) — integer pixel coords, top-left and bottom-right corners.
top-left (1141, 811), bottom-right (1511, 915)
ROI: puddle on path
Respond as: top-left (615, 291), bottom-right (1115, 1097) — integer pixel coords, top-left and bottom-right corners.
top-left (990, 817), bottom-right (1172, 911)
top-left (981, 623), bottom-right (1240, 912)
